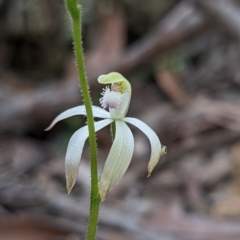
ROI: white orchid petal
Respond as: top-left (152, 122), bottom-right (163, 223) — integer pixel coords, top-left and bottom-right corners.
top-left (92, 106), bottom-right (111, 118)
top-left (45, 106), bottom-right (110, 131)
top-left (124, 117), bottom-right (161, 177)
top-left (98, 120), bottom-right (134, 201)
top-left (65, 118), bottom-right (113, 194)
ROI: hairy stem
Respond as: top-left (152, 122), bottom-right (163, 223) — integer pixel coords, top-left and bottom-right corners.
top-left (65, 1), bottom-right (101, 239)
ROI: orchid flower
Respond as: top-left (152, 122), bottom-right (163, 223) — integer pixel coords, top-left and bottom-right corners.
top-left (45, 72), bottom-right (163, 201)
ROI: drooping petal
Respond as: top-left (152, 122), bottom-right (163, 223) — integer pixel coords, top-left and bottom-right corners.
top-left (92, 106), bottom-right (111, 118)
top-left (124, 117), bottom-right (161, 177)
top-left (45, 105), bottom-right (111, 131)
top-left (98, 120), bottom-right (134, 201)
top-left (65, 118), bottom-right (113, 194)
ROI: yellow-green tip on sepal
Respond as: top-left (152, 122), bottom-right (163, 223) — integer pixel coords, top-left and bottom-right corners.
top-left (147, 146), bottom-right (166, 177)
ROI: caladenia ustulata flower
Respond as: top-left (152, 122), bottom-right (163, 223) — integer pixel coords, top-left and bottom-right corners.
top-left (45, 72), bottom-right (164, 201)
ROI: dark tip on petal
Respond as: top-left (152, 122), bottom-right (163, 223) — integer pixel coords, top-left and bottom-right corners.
top-left (99, 184), bottom-right (111, 202)
top-left (67, 179), bottom-right (76, 195)
top-left (44, 124), bottom-right (53, 131)
top-left (147, 166), bottom-right (152, 177)
top-left (67, 182), bottom-right (74, 195)
top-left (100, 191), bottom-right (110, 202)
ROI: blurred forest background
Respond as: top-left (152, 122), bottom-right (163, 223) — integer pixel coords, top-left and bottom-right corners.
top-left (1, 0), bottom-right (240, 239)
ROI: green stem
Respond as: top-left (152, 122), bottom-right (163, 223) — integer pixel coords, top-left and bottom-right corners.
top-left (65, 1), bottom-right (101, 239)
top-left (110, 122), bottom-right (116, 140)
